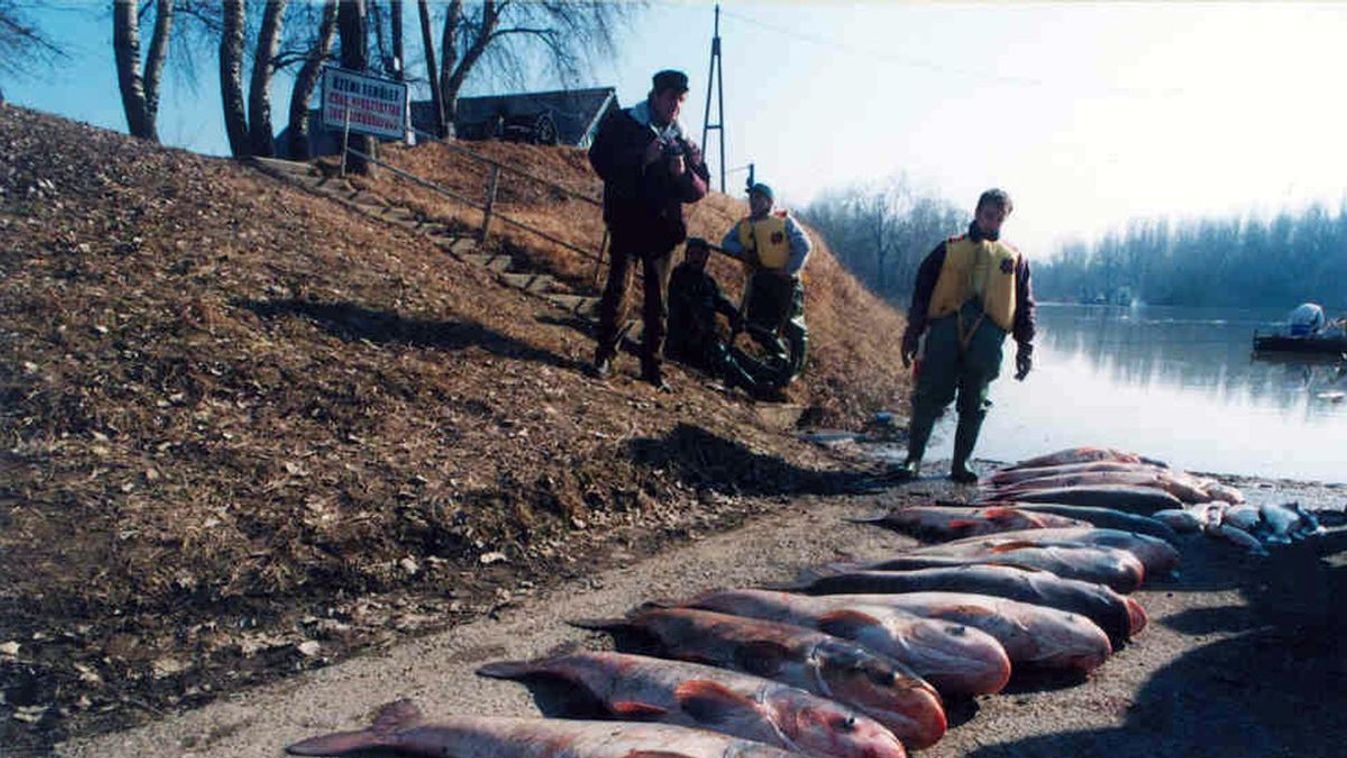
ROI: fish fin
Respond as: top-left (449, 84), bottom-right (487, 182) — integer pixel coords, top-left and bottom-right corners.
top-left (734, 640), bottom-right (791, 677)
top-left (286, 699), bottom-right (421, 755)
top-left (568, 616), bottom-right (631, 633)
top-left (675, 679), bottom-right (758, 723)
top-left (817, 608), bottom-right (884, 639)
top-left (610, 700), bottom-right (670, 718)
top-left (475, 659), bottom-right (538, 680)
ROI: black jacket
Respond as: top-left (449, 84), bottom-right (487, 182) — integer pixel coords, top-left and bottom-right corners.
top-left (588, 105), bottom-right (709, 250)
top-left (666, 262), bottom-right (739, 358)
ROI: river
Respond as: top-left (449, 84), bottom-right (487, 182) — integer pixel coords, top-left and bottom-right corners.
top-left (917, 304), bottom-right (1347, 484)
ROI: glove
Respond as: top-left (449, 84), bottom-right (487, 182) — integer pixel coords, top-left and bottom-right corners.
top-left (900, 330), bottom-right (919, 369)
top-left (1014, 342), bottom-right (1033, 381)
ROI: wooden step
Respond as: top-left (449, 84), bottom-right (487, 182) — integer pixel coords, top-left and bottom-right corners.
top-left (253, 156), bottom-right (316, 176)
top-left (500, 273), bottom-right (555, 294)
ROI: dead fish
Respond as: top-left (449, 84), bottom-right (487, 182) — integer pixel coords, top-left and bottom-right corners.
top-left (780, 564), bottom-right (1144, 649)
top-left (989, 460), bottom-right (1168, 486)
top-left (571, 608), bottom-right (947, 750)
top-left (990, 484), bottom-right (1184, 514)
top-left (851, 505), bottom-right (1089, 541)
top-left (989, 470), bottom-right (1209, 504)
top-left (1202, 481), bottom-right (1246, 504)
top-left (682, 589), bottom-right (1013, 697)
top-left (983, 502), bottom-right (1180, 543)
top-left (1289, 502), bottom-right (1327, 538)
top-left (477, 651), bottom-right (906, 758)
top-left (1152, 508), bottom-right (1204, 533)
top-left (1205, 522), bottom-right (1269, 556)
top-left (1219, 503), bottom-right (1262, 532)
top-left (925, 528), bottom-right (1180, 577)
top-left (285, 700), bottom-right (801, 757)
top-left (801, 592), bottom-right (1112, 673)
top-left (859, 544), bottom-right (1145, 594)
top-left (1004, 447), bottom-right (1167, 470)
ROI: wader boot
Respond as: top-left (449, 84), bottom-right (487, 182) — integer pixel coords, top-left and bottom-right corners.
top-left (891, 405), bottom-right (937, 481)
top-left (949, 410), bottom-right (986, 484)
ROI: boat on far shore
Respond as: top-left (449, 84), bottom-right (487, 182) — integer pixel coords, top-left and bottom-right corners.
top-left (1252, 331), bottom-right (1347, 355)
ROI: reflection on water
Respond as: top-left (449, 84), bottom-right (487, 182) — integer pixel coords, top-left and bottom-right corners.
top-left (927, 304), bottom-right (1347, 483)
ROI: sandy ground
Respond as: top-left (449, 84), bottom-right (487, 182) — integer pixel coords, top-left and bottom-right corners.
top-left (54, 459), bottom-right (1347, 758)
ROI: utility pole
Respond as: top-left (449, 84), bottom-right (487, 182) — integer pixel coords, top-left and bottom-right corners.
top-left (701, 4), bottom-right (726, 193)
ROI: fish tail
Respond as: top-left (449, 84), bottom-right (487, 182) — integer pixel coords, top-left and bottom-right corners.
top-left (845, 513), bottom-right (890, 524)
top-left (286, 699), bottom-right (422, 756)
top-left (476, 659), bottom-right (538, 680)
top-left (568, 616), bottom-right (631, 632)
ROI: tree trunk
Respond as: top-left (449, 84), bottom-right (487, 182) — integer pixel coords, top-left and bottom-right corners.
top-left (248, 0), bottom-right (290, 157)
top-left (219, 0), bottom-right (249, 158)
top-left (442, 0), bottom-right (498, 140)
top-left (288, 0), bottom-right (338, 160)
top-left (142, 0), bottom-right (174, 128)
top-left (417, 0), bottom-right (443, 137)
top-left (438, 0), bottom-right (462, 138)
top-left (112, 0), bottom-right (156, 141)
top-left (390, 0), bottom-right (404, 80)
top-left (337, 0), bottom-right (372, 174)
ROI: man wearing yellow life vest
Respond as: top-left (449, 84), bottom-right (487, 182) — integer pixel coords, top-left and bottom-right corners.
top-left (891, 188), bottom-right (1036, 484)
top-left (718, 183), bottom-right (812, 385)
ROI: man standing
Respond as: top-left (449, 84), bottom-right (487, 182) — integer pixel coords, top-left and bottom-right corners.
top-left (588, 69), bottom-right (711, 391)
top-left (718, 182), bottom-right (812, 384)
top-left (892, 188), bottom-right (1036, 483)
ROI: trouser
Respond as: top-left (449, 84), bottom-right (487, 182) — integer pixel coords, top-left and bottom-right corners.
top-left (906, 301), bottom-right (1006, 463)
top-left (595, 230), bottom-right (674, 373)
top-left (668, 337), bottom-right (766, 392)
top-left (744, 271), bottom-right (808, 381)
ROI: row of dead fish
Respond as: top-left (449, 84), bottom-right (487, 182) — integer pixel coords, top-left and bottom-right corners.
top-left (286, 450), bottom-right (1194, 756)
top-left (974, 445), bottom-right (1334, 556)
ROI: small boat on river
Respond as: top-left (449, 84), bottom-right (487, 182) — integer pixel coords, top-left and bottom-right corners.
top-left (1252, 332), bottom-right (1347, 355)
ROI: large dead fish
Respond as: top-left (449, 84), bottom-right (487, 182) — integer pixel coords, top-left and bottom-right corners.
top-left (285, 700), bottom-right (801, 757)
top-left (923, 528), bottom-right (1180, 577)
top-left (858, 543), bottom-right (1145, 594)
top-left (477, 651), bottom-right (906, 758)
top-left (782, 563), bottom-right (1145, 649)
top-left (851, 505), bottom-right (1089, 541)
top-left (990, 464), bottom-right (1242, 503)
top-left (991, 502), bottom-right (1180, 543)
top-left (680, 589), bottom-right (1012, 697)
top-left (988, 484), bottom-right (1184, 514)
top-left (988, 470), bottom-right (1210, 503)
top-left (1004, 447), bottom-right (1167, 470)
top-left (572, 608), bottom-right (947, 750)
top-left (797, 592), bottom-right (1112, 673)
top-left (989, 460), bottom-right (1170, 486)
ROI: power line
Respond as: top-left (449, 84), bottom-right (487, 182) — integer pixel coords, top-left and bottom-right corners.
top-left (718, 7), bottom-right (1191, 99)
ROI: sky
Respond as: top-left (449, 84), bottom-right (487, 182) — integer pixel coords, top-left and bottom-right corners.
top-left (8, 1), bottom-right (1347, 259)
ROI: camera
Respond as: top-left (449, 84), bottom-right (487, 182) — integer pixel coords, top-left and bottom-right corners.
top-left (661, 140), bottom-right (685, 160)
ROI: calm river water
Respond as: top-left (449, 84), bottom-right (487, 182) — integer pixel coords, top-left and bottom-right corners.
top-left (921, 304), bottom-right (1347, 484)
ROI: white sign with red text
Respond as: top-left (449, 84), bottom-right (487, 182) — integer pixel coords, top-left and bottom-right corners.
top-left (320, 66), bottom-right (408, 140)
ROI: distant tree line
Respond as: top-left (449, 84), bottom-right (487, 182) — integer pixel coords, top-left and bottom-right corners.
top-left (799, 176), bottom-right (967, 306)
top-left (1035, 205), bottom-right (1347, 307)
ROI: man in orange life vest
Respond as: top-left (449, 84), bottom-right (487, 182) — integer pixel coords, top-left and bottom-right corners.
top-left (891, 188), bottom-right (1036, 483)
top-left (718, 182), bottom-right (812, 385)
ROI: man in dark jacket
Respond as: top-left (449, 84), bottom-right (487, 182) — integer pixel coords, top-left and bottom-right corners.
top-left (891, 188), bottom-right (1036, 483)
top-left (588, 69), bottom-right (711, 391)
top-left (665, 239), bottom-right (774, 394)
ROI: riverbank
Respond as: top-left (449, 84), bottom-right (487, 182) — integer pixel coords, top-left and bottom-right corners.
top-left (57, 460), bottom-right (1347, 758)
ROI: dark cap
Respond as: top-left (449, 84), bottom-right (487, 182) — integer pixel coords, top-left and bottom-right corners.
top-left (652, 69), bottom-right (689, 94)
top-left (747, 183), bottom-right (774, 202)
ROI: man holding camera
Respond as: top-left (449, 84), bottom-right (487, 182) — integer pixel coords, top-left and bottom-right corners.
top-left (588, 69), bottom-right (711, 391)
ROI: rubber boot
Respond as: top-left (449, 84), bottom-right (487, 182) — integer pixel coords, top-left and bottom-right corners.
top-left (949, 411), bottom-right (985, 484)
top-left (890, 407), bottom-right (937, 481)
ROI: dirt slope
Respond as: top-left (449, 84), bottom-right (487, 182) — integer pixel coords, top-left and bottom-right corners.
top-left (0, 105), bottom-right (906, 753)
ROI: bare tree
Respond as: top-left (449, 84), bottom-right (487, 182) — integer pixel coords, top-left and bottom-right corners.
top-left (416, 0), bottom-right (443, 137)
top-left (0, 0), bottom-right (65, 82)
top-left (286, 0), bottom-right (339, 159)
top-left (247, 0), bottom-right (290, 157)
top-left (113, 0), bottom-right (175, 142)
top-left (426, 1), bottom-right (634, 138)
top-left (218, 0), bottom-right (248, 156)
top-left (337, 0), bottom-right (373, 174)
